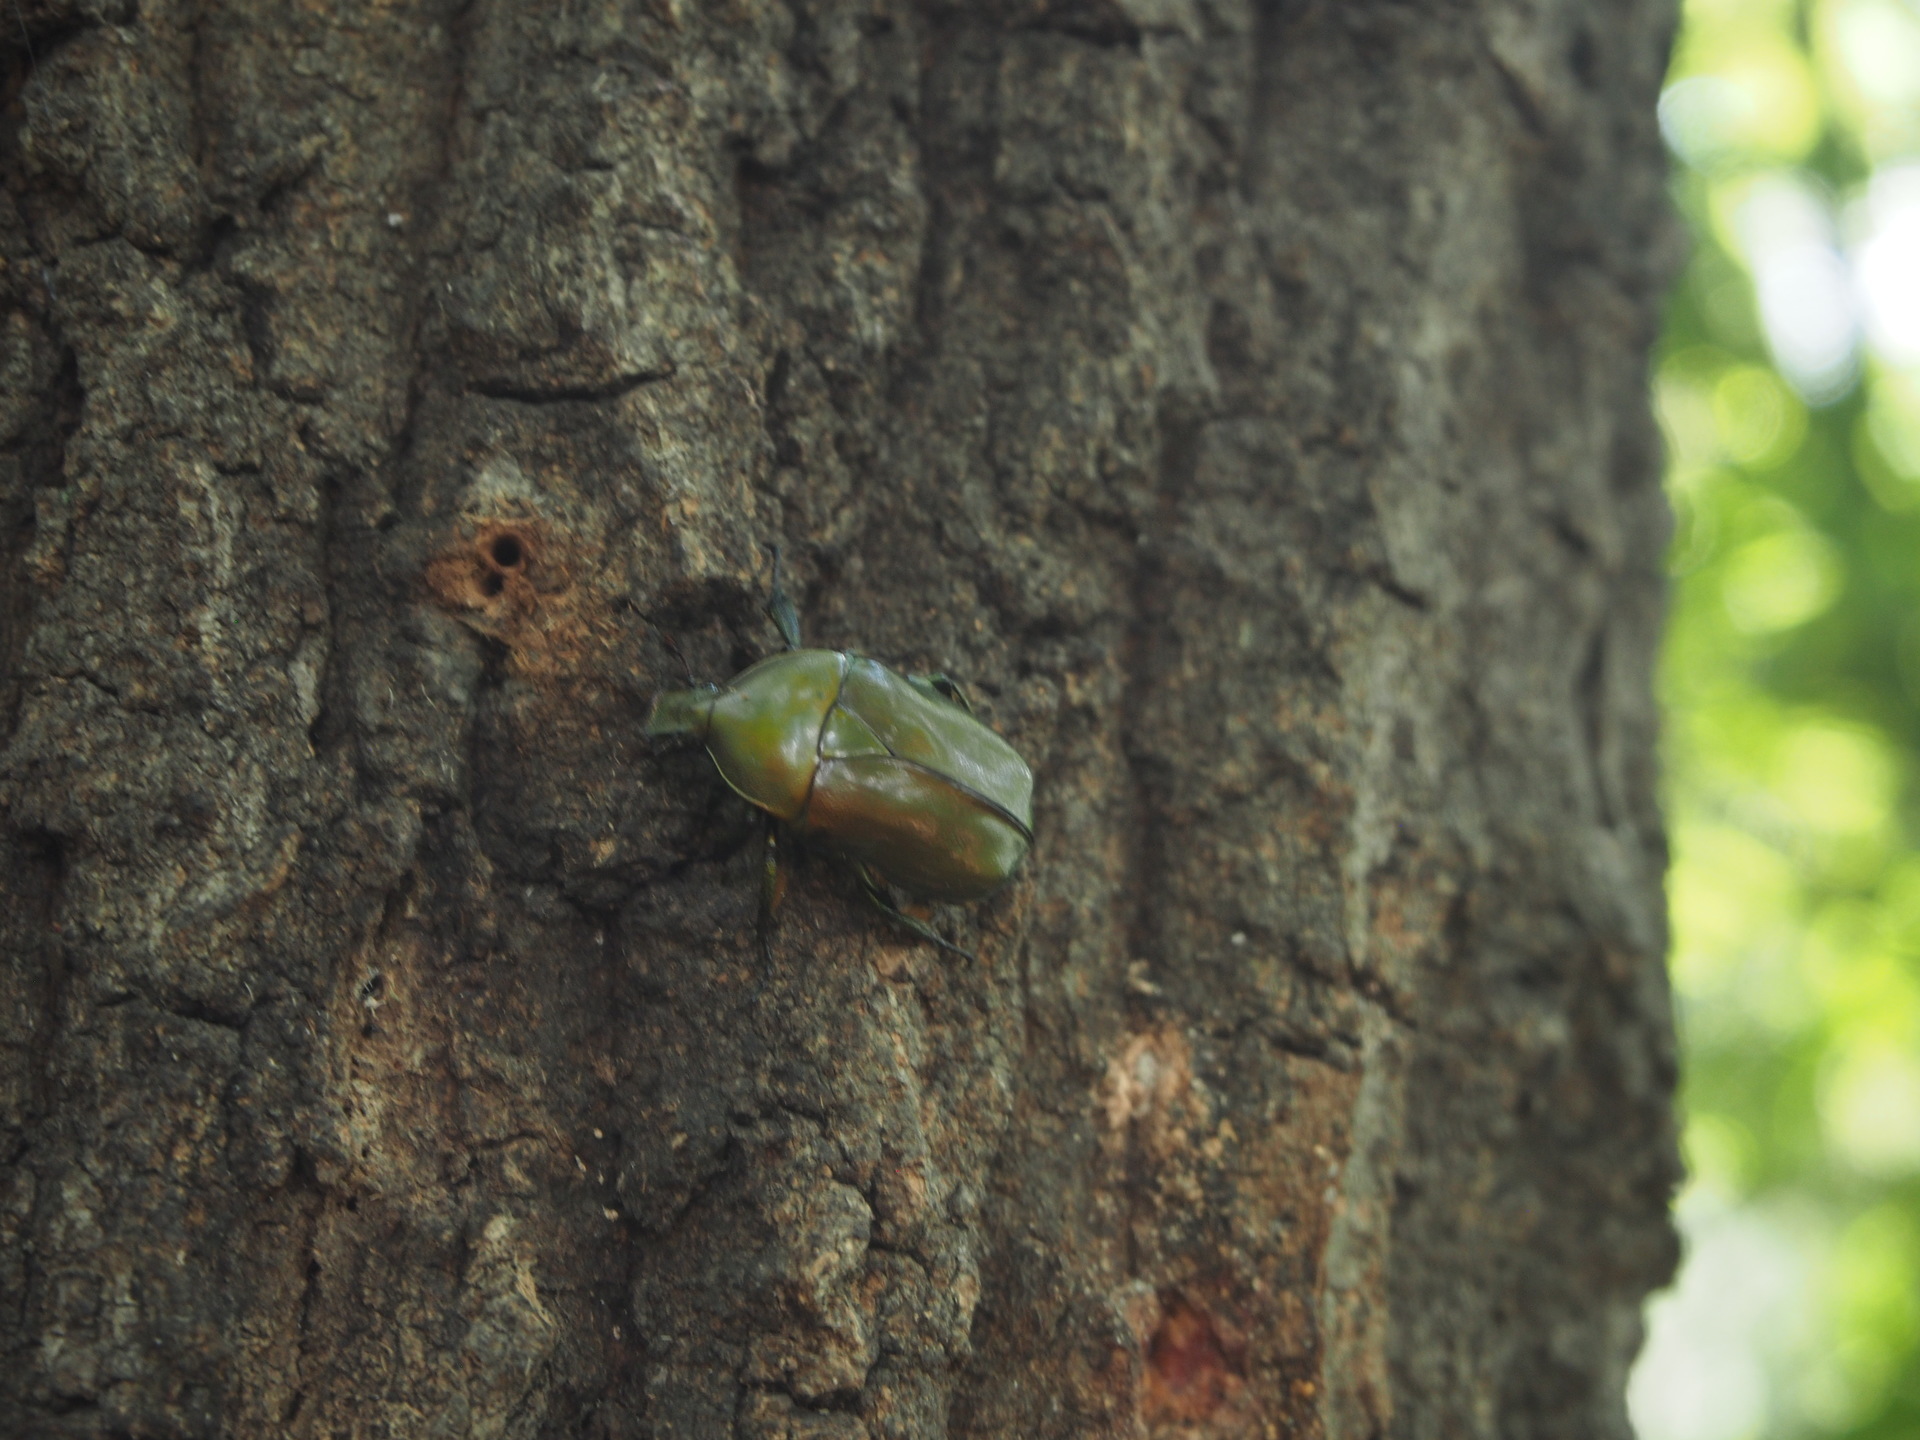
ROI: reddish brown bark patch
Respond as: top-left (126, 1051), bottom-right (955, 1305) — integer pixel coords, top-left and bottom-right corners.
top-left (424, 520), bottom-right (544, 613)
top-left (1142, 1293), bottom-right (1245, 1427)
top-left (421, 518), bottom-right (625, 690)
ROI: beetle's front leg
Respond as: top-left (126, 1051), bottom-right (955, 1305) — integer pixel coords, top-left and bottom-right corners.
top-left (763, 544), bottom-right (803, 652)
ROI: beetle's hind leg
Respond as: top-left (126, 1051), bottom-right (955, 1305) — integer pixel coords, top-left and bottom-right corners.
top-left (911, 673), bottom-right (974, 713)
top-left (857, 867), bottom-right (977, 961)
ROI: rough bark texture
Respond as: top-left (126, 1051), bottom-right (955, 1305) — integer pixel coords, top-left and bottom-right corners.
top-left (0, 2), bottom-right (1681, 1437)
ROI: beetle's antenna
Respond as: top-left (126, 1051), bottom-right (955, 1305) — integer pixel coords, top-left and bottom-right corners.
top-left (12, 0), bottom-right (36, 70)
top-left (659, 630), bottom-right (698, 685)
top-left (765, 544), bottom-right (803, 651)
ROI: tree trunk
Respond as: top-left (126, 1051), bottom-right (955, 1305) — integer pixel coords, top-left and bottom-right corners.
top-left (0, 2), bottom-right (1681, 1436)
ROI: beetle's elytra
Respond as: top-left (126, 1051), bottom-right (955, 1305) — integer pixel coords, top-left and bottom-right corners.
top-left (647, 648), bottom-right (1034, 903)
top-left (645, 558), bottom-right (1033, 947)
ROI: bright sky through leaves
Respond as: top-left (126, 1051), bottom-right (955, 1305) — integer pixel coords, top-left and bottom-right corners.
top-left (1629, 1), bottom-right (1920, 1437)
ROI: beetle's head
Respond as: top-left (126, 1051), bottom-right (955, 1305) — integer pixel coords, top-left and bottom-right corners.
top-left (643, 685), bottom-right (719, 741)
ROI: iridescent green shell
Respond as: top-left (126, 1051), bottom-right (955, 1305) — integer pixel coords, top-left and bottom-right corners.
top-left (646, 650), bottom-right (1032, 901)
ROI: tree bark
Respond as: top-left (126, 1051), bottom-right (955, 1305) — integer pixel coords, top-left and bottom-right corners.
top-left (0, 1), bottom-right (1681, 1436)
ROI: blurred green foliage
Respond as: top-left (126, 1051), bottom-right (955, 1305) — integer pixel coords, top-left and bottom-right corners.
top-left (1634, 1), bottom-right (1920, 1436)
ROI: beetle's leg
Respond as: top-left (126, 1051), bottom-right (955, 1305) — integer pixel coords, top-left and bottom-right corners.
top-left (765, 544), bottom-right (803, 652)
top-left (857, 867), bottom-right (977, 961)
top-left (913, 673), bottom-right (974, 713)
top-left (760, 820), bottom-right (783, 916)
top-left (757, 818), bottom-right (788, 961)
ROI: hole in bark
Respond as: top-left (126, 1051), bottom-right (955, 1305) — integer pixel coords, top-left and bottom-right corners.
top-left (481, 573), bottom-right (505, 597)
top-left (1570, 27), bottom-right (1599, 86)
top-left (490, 533), bottom-right (524, 568)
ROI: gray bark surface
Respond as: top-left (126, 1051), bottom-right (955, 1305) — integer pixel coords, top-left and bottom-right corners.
top-left (0, 1), bottom-right (1681, 1436)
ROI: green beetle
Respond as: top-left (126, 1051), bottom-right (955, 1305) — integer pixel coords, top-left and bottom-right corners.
top-left (645, 555), bottom-right (1033, 953)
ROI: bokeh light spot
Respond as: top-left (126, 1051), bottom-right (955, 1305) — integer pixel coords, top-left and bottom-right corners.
top-left (1771, 724), bottom-right (1893, 838)
top-left (1820, 1043), bottom-right (1920, 1174)
top-left (1720, 528), bottom-right (1841, 632)
top-left (1712, 363), bottom-right (1806, 465)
